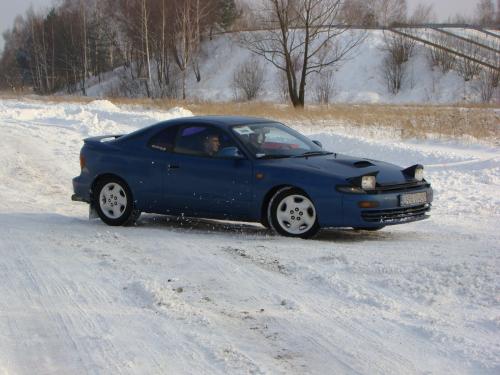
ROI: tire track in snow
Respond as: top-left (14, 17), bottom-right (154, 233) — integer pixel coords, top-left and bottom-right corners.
top-left (0, 229), bottom-right (133, 374)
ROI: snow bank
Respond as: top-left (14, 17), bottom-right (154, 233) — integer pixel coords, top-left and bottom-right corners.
top-left (86, 99), bottom-right (119, 111)
top-left (167, 106), bottom-right (194, 118)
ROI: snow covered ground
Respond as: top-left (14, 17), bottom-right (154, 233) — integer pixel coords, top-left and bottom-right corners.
top-left (0, 98), bottom-right (499, 374)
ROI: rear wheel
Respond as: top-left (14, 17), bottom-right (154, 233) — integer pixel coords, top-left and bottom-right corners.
top-left (94, 176), bottom-right (140, 226)
top-left (268, 187), bottom-right (320, 239)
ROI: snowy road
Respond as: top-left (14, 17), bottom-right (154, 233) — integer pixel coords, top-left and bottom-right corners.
top-left (0, 99), bottom-right (499, 374)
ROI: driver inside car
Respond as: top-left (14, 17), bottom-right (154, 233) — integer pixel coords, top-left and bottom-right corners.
top-left (202, 133), bottom-right (221, 157)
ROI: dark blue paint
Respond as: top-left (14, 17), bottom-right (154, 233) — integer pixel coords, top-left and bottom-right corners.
top-left (73, 116), bottom-right (433, 228)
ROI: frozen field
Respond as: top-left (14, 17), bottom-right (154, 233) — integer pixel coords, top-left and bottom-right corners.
top-left (0, 99), bottom-right (499, 374)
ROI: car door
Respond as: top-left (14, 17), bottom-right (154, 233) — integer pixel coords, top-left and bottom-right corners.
top-left (164, 124), bottom-right (254, 219)
top-left (138, 124), bottom-right (180, 213)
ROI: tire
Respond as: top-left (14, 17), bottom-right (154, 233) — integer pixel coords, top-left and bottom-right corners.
top-left (261, 216), bottom-right (270, 229)
top-left (94, 176), bottom-right (140, 226)
top-left (267, 187), bottom-right (320, 239)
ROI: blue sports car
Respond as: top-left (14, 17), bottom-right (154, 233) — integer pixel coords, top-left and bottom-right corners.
top-left (72, 116), bottom-right (433, 238)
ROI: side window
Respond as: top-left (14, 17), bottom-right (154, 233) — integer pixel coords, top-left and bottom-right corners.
top-left (174, 125), bottom-right (242, 158)
top-left (148, 125), bottom-right (179, 152)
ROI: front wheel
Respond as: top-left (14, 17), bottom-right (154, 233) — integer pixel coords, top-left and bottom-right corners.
top-left (94, 177), bottom-right (140, 226)
top-left (267, 187), bottom-right (320, 239)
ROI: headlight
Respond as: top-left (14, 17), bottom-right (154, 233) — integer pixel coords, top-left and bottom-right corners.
top-left (340, 173), bottom-right (378, 194)
top-left (402, 164), bottom-right (424, 181)
top-left (415, 167), bottom-right (424, 181)
top-left (361, 175), bottom-right (376, 190)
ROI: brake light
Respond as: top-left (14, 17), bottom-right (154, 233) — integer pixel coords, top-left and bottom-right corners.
top-left (80, 154), bottom-right (86, 170)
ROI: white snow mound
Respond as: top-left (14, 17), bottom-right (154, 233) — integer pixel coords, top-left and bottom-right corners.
top-left (86, 99), bottom-right (119, 111)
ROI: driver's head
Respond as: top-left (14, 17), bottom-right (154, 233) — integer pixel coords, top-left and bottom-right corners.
top-left (203, 134), bottom-right (220, 156)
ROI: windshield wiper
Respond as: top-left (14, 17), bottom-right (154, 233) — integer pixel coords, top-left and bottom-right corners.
top-left (293, 151), bottom-right (334, 158)
top-left (257, 154), bottom-right (293, 159)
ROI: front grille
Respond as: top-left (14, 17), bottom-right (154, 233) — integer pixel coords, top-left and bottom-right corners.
top-left (369, 181), bottom-right (430, 194)
top-left (362, 204), bottom-right (431, 223)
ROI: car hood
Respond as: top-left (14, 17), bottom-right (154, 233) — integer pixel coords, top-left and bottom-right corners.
top-left (261, 153), bottom-right (411, 184)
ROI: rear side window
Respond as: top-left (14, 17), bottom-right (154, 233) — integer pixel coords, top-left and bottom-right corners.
top-left (148, 126), bottom-right (179, 152)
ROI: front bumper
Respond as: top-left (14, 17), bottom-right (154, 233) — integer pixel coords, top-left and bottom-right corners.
top-left (342, 186), bottom-right (433, 227)
top-left (359, 203), bottom-right (431, 224)
top-left (317, 185), bottom-right (433, 228)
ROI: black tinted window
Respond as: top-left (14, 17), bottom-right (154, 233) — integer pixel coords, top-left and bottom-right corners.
top-left (148, 125), bottom-right (179, 152)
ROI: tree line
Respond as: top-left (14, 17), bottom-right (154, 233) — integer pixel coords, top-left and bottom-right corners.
top-left (0, 0), bottom-right (498, 106)
top-left (0, 0), bottom-right (237, 97)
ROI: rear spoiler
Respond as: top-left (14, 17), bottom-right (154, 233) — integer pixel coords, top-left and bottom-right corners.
top-left (83, 135), bottom-right (123, 145)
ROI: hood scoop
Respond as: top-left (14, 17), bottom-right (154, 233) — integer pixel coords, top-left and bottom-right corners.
top-left (353, 160), bottom-right (375, 168)
top-left (332, 159), bottom-right (375, 168)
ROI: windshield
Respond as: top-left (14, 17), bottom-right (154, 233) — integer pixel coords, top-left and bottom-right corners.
top-left (231, 122), bottom-right (326, 159)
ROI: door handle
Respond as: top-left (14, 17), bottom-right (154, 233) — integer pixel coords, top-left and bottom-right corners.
top-left (167, 164), bottom-right (180, 169)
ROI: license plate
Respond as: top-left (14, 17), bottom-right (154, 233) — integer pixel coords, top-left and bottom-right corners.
top-left (400, 192), bottom-right (427, 207)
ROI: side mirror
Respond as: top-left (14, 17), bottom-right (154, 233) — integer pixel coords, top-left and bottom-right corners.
top-left (312, 140), bottom-right (322, 149)
top-left (218, 146), bottom-right (244, 159)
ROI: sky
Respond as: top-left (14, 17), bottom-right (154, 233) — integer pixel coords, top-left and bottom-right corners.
top-left (0, 0), bottom-right (483, 53)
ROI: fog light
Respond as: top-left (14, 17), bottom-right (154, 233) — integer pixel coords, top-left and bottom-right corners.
top-left (358, 201), bottom-right (379, 208)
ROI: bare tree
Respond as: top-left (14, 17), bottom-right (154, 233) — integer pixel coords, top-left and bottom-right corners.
top-left (340, 0), bottom-right (370, 25)
top-left (426, 34), bottom-right (456, 73)
top-left (172, 0), bottom-right (195, 99)
top-left (428, 46), bottom-right (456, 74)
top-left (80, 0), bottom-right (88, 95)
top-left (0, 16), bottom-right (30, 91)
top-left (314, 70), bottom-right (334, 104)
top-left (141, 0), bottom-right (153, 96)
top-left (372, 0), bottom-right (407, 26)
top-left (231, 1), bottom-right (260, 30)
top-left (341, 0), bottom-right (408, 26)
top-left (232, 57), bottom-right (265, 100)
top-left (454, 41), bottom-right (483, 81)
top-left (477, 67), bottom-right (500, 102)
top-left (171, 0), bottom-right (212, 99)
top-left (242, 0), bottom-right (364, 108)
top-left (382, 54), bottom-right (405, 94)
top-left (381, 31), bottom-right (415, 94)
top-left (408, 3), bottom-right (435, 24)
top-left (476, 0), bottom-right (495, 25)
top-left (275, 70), bottom-right (290, 103)
top-left (497, 0), bottom-right (500, 24)
top-left (150, 0), bottom-right (175, 97)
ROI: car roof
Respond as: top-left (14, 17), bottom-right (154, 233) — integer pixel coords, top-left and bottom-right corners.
top-left (166, 115), bottom-right (274, 128)
top-left (114, 116), bottom-right (277, 144)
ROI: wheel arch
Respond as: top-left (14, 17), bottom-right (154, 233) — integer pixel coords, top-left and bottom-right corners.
top-left (261, 184), bottom-right (310, 225)
top-left (91, 173), bottom-right (131, 201)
